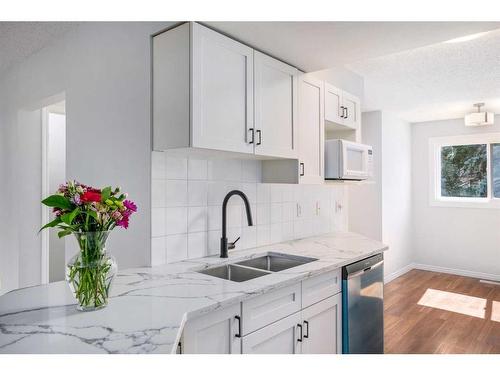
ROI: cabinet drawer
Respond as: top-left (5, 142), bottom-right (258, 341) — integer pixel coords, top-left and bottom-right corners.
top-left (302, 269), bottom-right (341, 308)
top-left (242, 283), bottom-right (301, 335)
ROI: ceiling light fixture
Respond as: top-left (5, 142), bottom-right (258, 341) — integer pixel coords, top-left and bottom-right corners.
top-left (464, 103), bottom-right (494, 127)
top-left (444, 31), bottom-right (489, 44)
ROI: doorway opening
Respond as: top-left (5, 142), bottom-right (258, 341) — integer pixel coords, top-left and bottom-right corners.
top-left (41, 100), bottom-right (66, 283)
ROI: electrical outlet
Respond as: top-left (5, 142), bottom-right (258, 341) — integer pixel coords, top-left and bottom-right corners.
top-left (296, 203), bottom-right (302, 217)
top-left (315, 201), bottom-right (320, 216)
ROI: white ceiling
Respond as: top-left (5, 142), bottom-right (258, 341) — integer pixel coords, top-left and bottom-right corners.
top-left (348, 27), bottom-right (500, 123)
top-left (205, 22), bottom-right (500, 72)
top-left (0, 22), bottom-right (79, 75)
top-left (2, 21), bottom-right (500, 123)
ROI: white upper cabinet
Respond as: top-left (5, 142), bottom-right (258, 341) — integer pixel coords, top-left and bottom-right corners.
top-left (341, 90), bottom-right (361, 130)
top-left (324, 83), bottom-right (343, 125)
top-left (153, 22), bottom-right (299, 159)
top-left (297, 74), bottom-right (324, 184)
top-left (153, 22), bottom-right (253, 154)
top-left (324, 82), bottom-right (361, 131)
top-left (191, 23), bottom-right (254, 154)
top-left (254, 51), bottom-right (298, 159)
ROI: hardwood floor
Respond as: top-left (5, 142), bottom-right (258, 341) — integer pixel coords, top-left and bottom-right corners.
top-left (384, 269), bottom-right (500, 354)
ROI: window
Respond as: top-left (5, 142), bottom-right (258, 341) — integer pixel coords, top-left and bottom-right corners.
top-left (429, 133), bottom-right (500, 208)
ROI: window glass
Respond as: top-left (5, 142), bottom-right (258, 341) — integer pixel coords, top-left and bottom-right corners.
top-left (493, 143), bottom-right (500, 198)
top-left (441, 144), bottom-right (487, 198)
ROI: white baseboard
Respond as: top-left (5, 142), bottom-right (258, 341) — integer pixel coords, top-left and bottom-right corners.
top-left (384, 262), bottom-right (500, 283)
top-left (384, 263), bottom-right (413, 283)
top-left (412, 263), bottom-right (500, 282)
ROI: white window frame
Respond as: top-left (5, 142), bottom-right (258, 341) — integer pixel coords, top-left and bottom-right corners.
top-left (429, 132), bottom-right (500, 209)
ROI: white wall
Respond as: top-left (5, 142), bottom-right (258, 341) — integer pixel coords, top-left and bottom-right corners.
top-left (381, 112), bottom-right (413, 280)
top-left (412, 116), bottom-right (500, 279)
top-left (349, 111), bottom-right (413, 281)
top-left (0, 22), bottom-right (174, 293)
top-left (349, 111), bottom-right (383, 241)
top-left (151, 153), bottom-right (349, 264)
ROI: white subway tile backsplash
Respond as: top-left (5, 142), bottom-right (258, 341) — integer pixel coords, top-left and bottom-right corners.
top-left (166, 156), bottom-right (188, 179)
top-left (187, 180), bottom-right (208, 207)
top-left (256, 225), bottom-right (270, 247)
top-left (270, 203), bottom-right (283, 224)
top-left (257, 184), bottom-right (271, 204)
top-left (151, 152), bottom-right (348, 266)
top-left (165, 207), bottom-right (188, 235)
top-left (256, 204), bottom-right (270, 225)
top-left (151, 179), bottom-right (166, 208)
top-left (241, 225), bottom-right (257, 250)
top-left (165, 180), bottom-right (188, 207)
top-left (151, 237), bottom-right (166, 266)
top-left (208, 159), bottom-right (242, 181)
top-left (151, 152), bottom-right (165, 180)
top-left (282, 221), bottom-right (294, 241)
top-left (188, 158), bottom-right (208, 180)
top-left (207, 206), bottom-right (222, 231)
top-left (166, 234), bottom-right (188, 263)
top-left (270, 184), bottom-right (283, 203)
top-left (188, 206), bottom-right (207, 233)
top-left (282, 202), bottom-right (296, 222)
top-left (270, 223), bottom-right (283, 244)
top-left (151, 208), bottom-right (166, 237)
top-left (188, 232), bottom-right (207, 259)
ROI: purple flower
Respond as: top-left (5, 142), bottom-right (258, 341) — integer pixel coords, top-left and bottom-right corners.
top-left (123, 200), bottom-right (137, 212)
top-left (71, 194), bottom-right (81, 205)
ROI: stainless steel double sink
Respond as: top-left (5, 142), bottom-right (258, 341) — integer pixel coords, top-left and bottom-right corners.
top-left (197, 253), bottom-right (317, 282)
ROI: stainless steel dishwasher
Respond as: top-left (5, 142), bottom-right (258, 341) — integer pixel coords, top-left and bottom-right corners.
top-left (342, 253), bottom-right (384, 354)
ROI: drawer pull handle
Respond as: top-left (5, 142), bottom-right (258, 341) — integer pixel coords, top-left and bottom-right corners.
top-left (297, 323), bottom-right (303, 342)
top-left (235, 315), bottom-right (242, 338)
top-left (303, 320), bottom-right (309, 339)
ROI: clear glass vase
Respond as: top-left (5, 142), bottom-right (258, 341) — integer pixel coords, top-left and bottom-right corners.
top-left (66, 231), bottom-right (117, 311)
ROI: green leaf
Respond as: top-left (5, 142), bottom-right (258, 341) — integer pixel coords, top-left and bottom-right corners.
top-left (39, 217), bottom-right (62, 232)
top-left (101, 186), bottom-right (112, 202)
top-left (60, 207), bottom-right (80, 225)
top-left (42, 195), bottom-right (73, 210)
top-left (58, 229), bottom-right (73, 238)
top-left (85, 210), bottom-right (98, 220)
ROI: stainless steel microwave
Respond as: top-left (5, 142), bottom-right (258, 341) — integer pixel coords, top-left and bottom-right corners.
top-left (325, 139), bottom-right (373, 180)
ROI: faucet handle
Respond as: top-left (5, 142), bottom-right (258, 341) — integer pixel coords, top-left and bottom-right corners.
top-left (228, 236), bottom-right (240, 250)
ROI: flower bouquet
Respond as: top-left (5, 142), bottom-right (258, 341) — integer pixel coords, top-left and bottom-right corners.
top-left (40, 181), bottom-right (137, 311)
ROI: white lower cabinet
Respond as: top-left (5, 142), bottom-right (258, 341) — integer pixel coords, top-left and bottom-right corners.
top-left (180, 271), bottom-right (342, 354)
top-left (182, 303), bottom-right (241, 354)
top-left (241, 311), bottom-right (302, 354)
top-left (301, 294), bottom-right (342, 354)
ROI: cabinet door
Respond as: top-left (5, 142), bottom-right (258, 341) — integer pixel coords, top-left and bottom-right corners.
top-left (254, 51), bottom-right (298, 158)
top-left (298, 74), bottom-right (324, 184)
top-left (182, 303), bottom-right (241, 354)
top-left (342, 91), bottom-right (361, 130)
top-left (241, 311), bottom-right (302, 354)
top-left (324, 83), bottom-right (343, 125)
top-left (191, 22), bottom-right (254, 154)
top-left (301, 294), bottom-right (342, 354)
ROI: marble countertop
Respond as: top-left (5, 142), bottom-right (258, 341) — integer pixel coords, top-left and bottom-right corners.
top-left (0, 231), bottom-right (388, 354)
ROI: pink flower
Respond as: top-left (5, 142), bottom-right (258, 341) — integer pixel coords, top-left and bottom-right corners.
top-left (116, 216), bottom-right (129, 229)
top-left (123, 200), bottom-right (137, 212)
